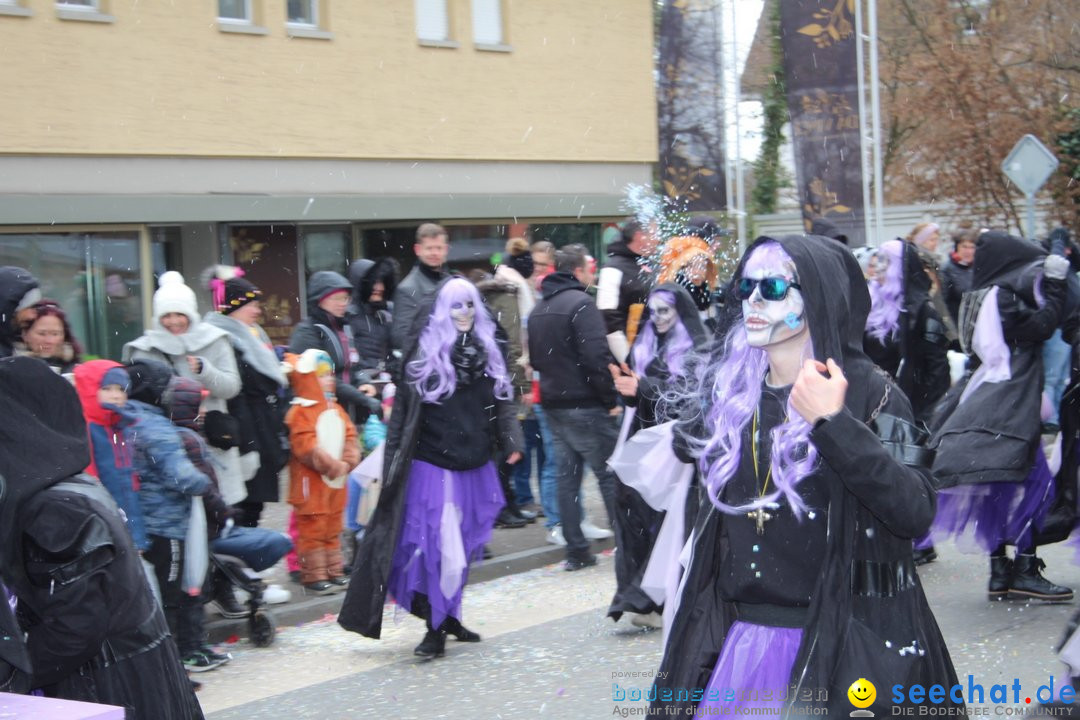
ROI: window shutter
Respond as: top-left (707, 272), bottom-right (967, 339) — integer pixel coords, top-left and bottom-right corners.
top-left (415, 0), bottom-right (449, 42)
top-left (472, 0), bottom-right (502, 45)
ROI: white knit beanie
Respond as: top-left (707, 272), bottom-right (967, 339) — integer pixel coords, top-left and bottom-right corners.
top-left (153, 271), bottom-right (199, 327)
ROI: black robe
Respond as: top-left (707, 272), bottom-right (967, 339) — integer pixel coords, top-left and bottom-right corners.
top-left (930, 231), bottom-right (1065, 488)
top-left (653, 234), bottom-right (960, 717)
top-left (608, 283), bottom-right (708, 620)
top-left (338, 279), bottom-right (523, 639)
top-left (0, 356), bottom-right (203, 719)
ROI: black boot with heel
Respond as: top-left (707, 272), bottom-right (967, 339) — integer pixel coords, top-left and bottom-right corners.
top-left (1009, 554), bottom-right (1073, 602)
top-left (988, 555), bottom-right (1012, 601)
top-left (442, 616), bottom-right (482, 643)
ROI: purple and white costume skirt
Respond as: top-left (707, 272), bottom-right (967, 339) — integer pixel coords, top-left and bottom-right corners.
top-left (694, 621), bottom-right (803, 716)
top-left (932, 448), bottom-right (1056, 552)
top-left (386, 460), bottom-right (504, 629)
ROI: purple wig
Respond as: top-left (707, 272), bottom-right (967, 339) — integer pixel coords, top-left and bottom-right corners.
top-left (691, 242), bottom-right (819, 518)
top-left (865, 239), bottom-right (904, 343)
top-left (631, 290), bottom-right (694, 377)
top-left (407, 277), bottom-right (513, 403)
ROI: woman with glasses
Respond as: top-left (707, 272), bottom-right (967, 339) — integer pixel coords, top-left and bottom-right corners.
top-left (652, 235), bottom-right (959, 718)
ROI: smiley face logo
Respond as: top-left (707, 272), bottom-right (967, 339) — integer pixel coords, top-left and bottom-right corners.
top-left (847, 678), bottom-right (876, 709)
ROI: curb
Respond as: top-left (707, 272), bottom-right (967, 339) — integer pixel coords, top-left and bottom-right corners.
top-left (206, 536), bottom-right (614, 644)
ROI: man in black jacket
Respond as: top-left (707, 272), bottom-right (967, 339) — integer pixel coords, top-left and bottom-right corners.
top-left (528, 244), bottom-right (620, 571)
top-left (597, 219), bottom-right (655, 353)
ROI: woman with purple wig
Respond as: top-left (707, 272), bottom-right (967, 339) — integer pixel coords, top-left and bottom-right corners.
top-left (607, 283), bottom-right (707, 628)
top-left (338, 277), bottom-right (523, 661)
top-left (652, 235), bottom-right (959, 718)
top-left (929, 231), bottom-right (1073, 602)
top-left (865, 239), bottom-right (951, 566)
top-left (864, 239), bottom-right (951, 424)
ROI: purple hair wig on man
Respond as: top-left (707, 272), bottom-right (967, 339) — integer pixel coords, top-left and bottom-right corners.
top-left (631, 289), bottom-right (694, 377)
top-left (865, 239), bottom-right (904, 343)
top-left (691, 241), bottom-right (819, 518)
top-left (407, 277), bottom-right (513, 403)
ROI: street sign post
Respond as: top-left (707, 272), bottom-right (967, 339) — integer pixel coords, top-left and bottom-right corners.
top-left (1002, 134), bottom-right (1059, 239)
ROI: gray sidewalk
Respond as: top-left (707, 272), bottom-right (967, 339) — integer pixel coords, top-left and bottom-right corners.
top-left (205, 473), bottom-right (614, 643)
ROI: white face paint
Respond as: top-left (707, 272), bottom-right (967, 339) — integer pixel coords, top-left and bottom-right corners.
top-left (450, 300), bottom-right (476, 332)
top-left (648, 296), bottom-right (678, 335)
top-left (741, 263), bottom-right (807, 349)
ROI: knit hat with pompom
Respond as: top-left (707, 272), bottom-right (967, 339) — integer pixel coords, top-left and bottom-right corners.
top-left (153, 271), bottom-right (199, 328)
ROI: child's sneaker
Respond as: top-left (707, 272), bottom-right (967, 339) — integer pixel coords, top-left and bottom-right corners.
top-left (201, 646), bottom-right (232, 665)
top-left (182, 651), bottom-right (226, 673)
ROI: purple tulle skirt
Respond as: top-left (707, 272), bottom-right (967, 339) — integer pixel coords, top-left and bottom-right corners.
top-left (932, 448), bottom-right (1055, 553)
top-left (387, 460), bottom-right (503, 629)
top-left (694, 621), bottom-right (803, 715)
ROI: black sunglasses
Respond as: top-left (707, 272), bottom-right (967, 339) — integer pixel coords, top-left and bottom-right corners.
top-left (735, 276), bottom-right (801, 302)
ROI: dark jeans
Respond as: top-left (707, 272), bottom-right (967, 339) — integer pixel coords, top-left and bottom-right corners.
top-left (544, 406), bottom-right (619, 562)
top-left (145, 535), bottom-right (202, 657)
top-left (211, 526), bottom-right (293, 572)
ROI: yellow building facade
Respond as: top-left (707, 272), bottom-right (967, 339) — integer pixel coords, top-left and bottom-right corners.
top-left (0, 0), bottom-right (656, 355)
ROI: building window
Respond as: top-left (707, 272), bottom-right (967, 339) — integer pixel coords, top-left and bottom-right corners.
top-left (0, 231), bottom-right (146, 360)
top-left (218, 0), bottom-right (251, 22)
top-left (287, 0), bottom-right (316, 26)
top-left (218, 0), bottom-right (266, 35)
top-left (471, 0), bottom-right (506, 47)
top-left (416, 0), bottom-right (456, 47)
top-left (286, 0), bottom-right (331, 39)
top-left (56, 0), bottom-right (113, 22)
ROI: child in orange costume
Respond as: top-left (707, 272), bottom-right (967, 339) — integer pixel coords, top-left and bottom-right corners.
top-left (284, 349), bottom-right (361, 595)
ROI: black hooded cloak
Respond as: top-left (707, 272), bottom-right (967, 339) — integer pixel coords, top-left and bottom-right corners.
top-left (338, 278), bottom-right (523, 638)
top-left (608, 283), bottom-right (708, 620)
top-left (930, 231), bottom-right (1064, 488)
top-left (0, 357), bottom-right (203, 719)
top-left (653, 235), bottom-right (959, 717)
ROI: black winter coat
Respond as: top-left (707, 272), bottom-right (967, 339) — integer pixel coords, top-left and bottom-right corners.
top-left (228, 351), bottom-right (289, 502)
top-left (598, 241), bottom-right (653, 335)
top-left (348, 257), bottom-right (399, 372)
top-left (529, 272), bottom-right (618, 410)
top-left (338, 280), bottom-right (523, 639)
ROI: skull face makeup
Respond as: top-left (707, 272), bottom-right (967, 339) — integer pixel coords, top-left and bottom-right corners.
top-left (450, 300), bottom-right (476, 332)
top-left (741, 258), bottom-right (807, 349)
top-left (649, 296), bottom-right (678, 335)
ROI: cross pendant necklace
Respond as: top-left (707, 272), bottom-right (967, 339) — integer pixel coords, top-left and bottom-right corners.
top-left (746, 407), bottom-right (774, 536)
top-left (747, 506), bottom-right (773, 535)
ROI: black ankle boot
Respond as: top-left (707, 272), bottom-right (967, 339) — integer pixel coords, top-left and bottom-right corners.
top-left (414, 630), bottom-right (446, 660)
top-left (442, 617), bottom-right (482, 643)
top-left (988, 555), bottom-right (1012, 601)
top-left (1009, 554), bottom-right (1074, 602)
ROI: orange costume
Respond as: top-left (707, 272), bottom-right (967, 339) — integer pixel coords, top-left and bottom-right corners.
top-left (284, 351), bottom-right (360, 585)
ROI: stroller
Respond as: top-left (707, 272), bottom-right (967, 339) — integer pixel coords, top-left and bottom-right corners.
top-left (209, 553), bottom-right (277, 647)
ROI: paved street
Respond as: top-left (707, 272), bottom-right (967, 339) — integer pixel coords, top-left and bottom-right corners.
top-left (197, 538), bottom-right (1080, 719)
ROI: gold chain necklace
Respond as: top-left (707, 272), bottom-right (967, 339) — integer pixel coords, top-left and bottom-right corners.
top-left (747, 406), bottom-right (774, 535)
